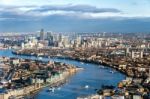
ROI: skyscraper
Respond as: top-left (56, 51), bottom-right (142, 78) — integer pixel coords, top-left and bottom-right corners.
top-left (40, 29), bottom-right (45, 40)
top-left (47, 32), bottom-right (53, 41)
top-left (47, 32), bottom-right (53, 46)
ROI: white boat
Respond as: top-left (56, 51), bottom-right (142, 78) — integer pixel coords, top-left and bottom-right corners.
top-left (52, 88), bottom-right (55, 92)
top-left (85, 85), bottom-right (89, 89)
top-left (38, 57), bottom-right (43, 60)
top-left (109, 71), bottom-right (114, 74)
top-left (101, 66), bottom-right (105, 68)
top-left (31, 53), bottom-right (34, 55)
top-left (48, 87), bottom-right (55, 92)
top-left (80, 62), bottom-right (84, 64)
top-left (57, 87), bottom-right (61, 90)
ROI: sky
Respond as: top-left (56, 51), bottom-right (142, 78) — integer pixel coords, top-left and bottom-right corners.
top-left (0, 0), bottom-right (150, 33)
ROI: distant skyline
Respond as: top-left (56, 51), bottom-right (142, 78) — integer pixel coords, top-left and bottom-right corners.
top-left (0, 0), bottom-right (150, 32)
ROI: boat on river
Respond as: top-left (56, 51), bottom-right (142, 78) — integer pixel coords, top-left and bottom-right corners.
top-left (84, 85), bottom-right (89, 89)
top-left (47, 87), bottom-right (55, 92)
top-left (80, 62), bottom-right (84, 64)
top-left (99, 66), bottom-right (105, 69)
top-left (38, 57), bottom-right (43, 60)
top-left (57, 87), bottom-right (61, 90)
top-left (109, 70), bottom-right (115, 74)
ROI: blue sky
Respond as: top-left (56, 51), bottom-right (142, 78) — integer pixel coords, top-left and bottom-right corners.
top-left (0, 0), bottom-right (150, 32)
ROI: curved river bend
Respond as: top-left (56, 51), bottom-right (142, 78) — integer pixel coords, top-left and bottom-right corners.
top-left (0, 50), bottom-right (125, 99)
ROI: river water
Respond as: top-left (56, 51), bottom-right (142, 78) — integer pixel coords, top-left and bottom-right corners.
top-left (0, 50), bottom-right (125, 99)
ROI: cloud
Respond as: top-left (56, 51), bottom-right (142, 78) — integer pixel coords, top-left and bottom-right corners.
top-left (33, 5), bottom-right (121, 13)
top-left (0, 4), bottom-right (122, 20)
top-left (0, 4), bottom-right (150, 21)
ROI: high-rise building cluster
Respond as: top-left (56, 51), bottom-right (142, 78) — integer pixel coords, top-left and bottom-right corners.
top-left (19, 30), bottom-right (150, 53)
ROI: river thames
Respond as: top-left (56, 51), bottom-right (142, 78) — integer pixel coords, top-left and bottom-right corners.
top-left (0, 50), bottom-right (125, 99)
